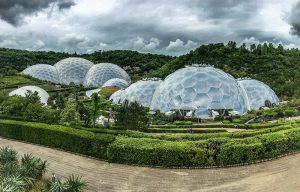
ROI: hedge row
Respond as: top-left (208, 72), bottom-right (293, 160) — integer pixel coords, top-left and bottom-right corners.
top-left (0, 119), bottom-right (299, 167)
top-left (151, 122), bottom-right (283, 129)
top-left (146, 128), bottom-right (227, 134)
top-left (0, 120), bottom-right (115, 159)
top-left (136, 126), bottom-right (292, 141)
top-left (107, 128), bottom-right (300, 167)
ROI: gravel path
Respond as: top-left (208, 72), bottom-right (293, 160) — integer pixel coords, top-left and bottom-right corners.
top-left (1, 137), bottom-right (299, 192)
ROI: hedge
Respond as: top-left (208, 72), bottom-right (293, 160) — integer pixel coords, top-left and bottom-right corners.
top-left (151, 122), bottom-right (283, 129)
top-left (107, 128), bottom-right (300, 167)
top-left (0, 120), bottom-right (115, 159)
top-left (1, 119), bottom-right (300, 168)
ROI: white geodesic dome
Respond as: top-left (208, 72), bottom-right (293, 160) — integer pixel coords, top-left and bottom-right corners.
top-left (150, 66), bottom-right (250, 117)
top-left (121, 79), bottom-right (162, 107)
top-left (9, 86), bottom-right (49, 105)
top-left (83, 63), bottom-right (130, 87)
top-left (102, 78), bottom-right (129, 89)
top-left (238, 79), bottom-right (280, 110)
top-left (85, 88), bottom-right (101, 98)
top-left (109, 89), bottom-right (126, 104)
top-left (22, 64), bottom-right (60, 84)
top-left (54, 57), bottom-right (94, 85)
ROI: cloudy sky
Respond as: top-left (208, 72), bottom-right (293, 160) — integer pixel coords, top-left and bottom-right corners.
top-left (0, 0), bottom-right (300, 55)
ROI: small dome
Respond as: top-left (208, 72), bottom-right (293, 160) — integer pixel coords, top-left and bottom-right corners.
top-left (238, 79), bottom-right (280, 110)
top-left (83, 63), bottom-right (130, 87)
top-left (54, 57), bottom-right (94, 85)
top-left (9, 86), bottom-right (49, 105)
top-left (102, 78), bottom-right (129, 89)
top-left (22, 64), bottom-right (59, 84)
top-left (121, 79), bottom-right (162, 107)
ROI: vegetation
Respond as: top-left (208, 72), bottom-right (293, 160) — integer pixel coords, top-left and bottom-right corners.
top-left (115, 101), bottom-right (150, 131)
top-left (0, 146), bottom-right (87, 192)
top-left (0, 119), bottom-right (299, 167)
top-left (151, 42), bottom-right (300, 99)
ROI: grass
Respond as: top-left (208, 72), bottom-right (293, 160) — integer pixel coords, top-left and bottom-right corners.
top-left (0, 75), bottom-right (39, 86)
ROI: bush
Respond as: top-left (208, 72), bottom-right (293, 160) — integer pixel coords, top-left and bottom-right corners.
top-left (0, 120), bottom-right (115, 159)
top-left (174, 121), bottom-right (193, 125)
top-left (284, 109), bottom-right (298, 117)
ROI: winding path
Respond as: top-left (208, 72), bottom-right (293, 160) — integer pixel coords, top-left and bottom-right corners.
top-left (1, 137), bottom-right (299, 192)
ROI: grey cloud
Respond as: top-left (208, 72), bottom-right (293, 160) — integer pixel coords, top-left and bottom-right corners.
top-left (289, 1), bottom-right (300, 36)
top-left (0, 0), bottom-right (75, 26)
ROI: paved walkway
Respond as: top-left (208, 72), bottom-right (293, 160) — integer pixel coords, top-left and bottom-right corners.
top-left (1, 137), bottom-right (300, 192)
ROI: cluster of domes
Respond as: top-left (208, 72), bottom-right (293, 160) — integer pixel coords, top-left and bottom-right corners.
top-left (22, 57), bottom-right (130, 88)
top-left (110, 65), bottom-right (280, 118)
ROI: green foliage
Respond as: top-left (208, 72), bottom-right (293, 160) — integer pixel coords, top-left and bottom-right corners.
top-left (99, 86), bottom-right (119, 98)
top-left (60, 99), bottom-right (81, 127)
top-left (115, 101), bottom-right (150, 131)
top-left (0, 119), bottom-right (300, 167)
top-left (0, 120), bottom-right (115, 159)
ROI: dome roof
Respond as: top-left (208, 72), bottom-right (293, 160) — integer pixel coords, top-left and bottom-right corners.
top-left (84, 63), bottom-right (130, 87)
top-left (102, 78), bottom-right (129, 89)
top-left (22, 64), bottom-right (59, 84)
top-left (54, 57), bottom-right (94, 85)
top-left (238, 79), bottom-right (280, 110)
top-left (150, 66), bottom-right (249, 117)
top-left (85, 88), bottom-right (101, 98)
top-left (121, 79), bottom-right (161, 107)
top-left (9, 86), bottom-right (49, 105)
top-left (109, 89), bottom-right (126, 104)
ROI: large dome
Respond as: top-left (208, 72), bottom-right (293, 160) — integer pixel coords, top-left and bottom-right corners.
top-left (121, 79), bottom-right (161, 107)
top-left (109, 89), bottom-right (126, 104)
top-left (22, 64), bottom-right (59, 84)
top-left (102, 78), bottom-right (129, 89)
top-left (54, 57), bottom-right (94, 85)
top-left (238, 79), bottom-right (280, 110)
top-left (84, 63), bottom-right (130, 87)
top-left (150, 66), bottom-right (249, 117)
top-left (9, 86), bottom-right (49, 105)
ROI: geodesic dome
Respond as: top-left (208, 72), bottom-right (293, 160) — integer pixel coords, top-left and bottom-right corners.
top-left (9, 86), bottom-right (49, 105)
top-left (102, 78), bottom-right (129, 89)
top-left (22, 64), bottom-right (60, 84)
top-left (150, 66), bottom-right (250, 117)
top-left (83, 63), bottom-right (130, 87)
top-left (109, 89), bottom-right (126, 104)
top-left (85, 88), bottom-right (101, 98)
top-left (54, 57), bottom-right (94, 85)
top-left (122, 79), bottom-right (162, 107)
top-left (238, 79), bottom-right (280, 110)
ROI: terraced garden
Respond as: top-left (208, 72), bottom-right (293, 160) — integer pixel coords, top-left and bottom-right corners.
top-left (0, 119), bottom-right (299, 168)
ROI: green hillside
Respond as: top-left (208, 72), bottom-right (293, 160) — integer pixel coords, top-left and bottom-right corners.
top-left (1, 41), bottom-right (300, 98)
top-left (151, 42), bottom-right (300, 99)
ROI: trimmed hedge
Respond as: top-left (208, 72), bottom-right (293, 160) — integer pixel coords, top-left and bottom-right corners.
top-left (107, 128), bottom-right (300, 167)
top-left (151, 122), bottom-right (283, 129)
top-left (0, 120), bottom-right (115, 159)
top-left (0, 119), bottom-right (300, 167)
top-left (146, 128), bottom-right (227, 134)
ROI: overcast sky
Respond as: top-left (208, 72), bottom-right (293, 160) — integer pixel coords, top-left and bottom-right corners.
top-left (0, 0), bottom-right (300, 55)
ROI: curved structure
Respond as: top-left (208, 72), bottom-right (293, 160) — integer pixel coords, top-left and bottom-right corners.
top-left (122, 79), bottom-right (161, 107)
top-left (54, 57), bottom-right (94, 85)
top-left (238, 79), bottom-right (280, 110)
top-left (9, 86), bottom-right (49, 105)
top-left (150, 66), bottom-right (249, 117)
top-left (102, 78), bottom-right (129, 89)
top-left (84, 63), bottom-right (130, 87)
top-left (22, 64), bottom-right (60, 84)
top-left (109, 89), bottom-right (126, 104)
top-left (85, 88), bottom-right (101, 98)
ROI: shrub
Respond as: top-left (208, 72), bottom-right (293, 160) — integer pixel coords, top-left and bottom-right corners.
top-left (0, 120), bottom-right (115, 159)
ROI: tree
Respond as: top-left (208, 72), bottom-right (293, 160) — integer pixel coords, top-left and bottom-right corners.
top-left (60, 99), bottom-right (81, 127)
top-left (90, 93), bottom-right (100, 128)
top-left (115, 101), bottom-right (150, 131)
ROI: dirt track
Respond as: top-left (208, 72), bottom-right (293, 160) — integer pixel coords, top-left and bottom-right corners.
top-left (1, 137), bottom-right (299, 192)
